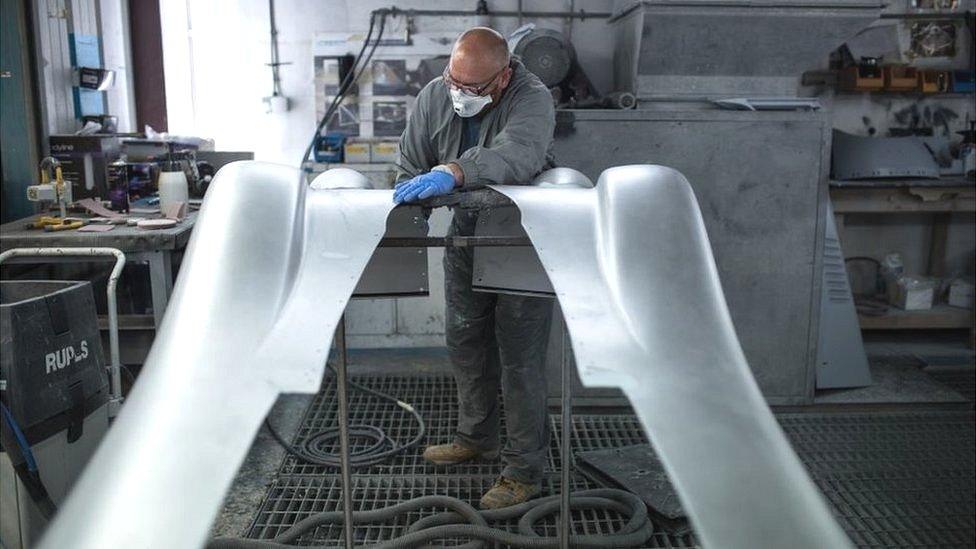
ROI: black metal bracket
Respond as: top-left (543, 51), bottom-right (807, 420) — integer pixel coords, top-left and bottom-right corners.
top-left (412, 188), bottom-right (515, 210)
top-left (377, 236), bottom-right (530, 248)
top-left (381, 189), bottom-right (527, 248)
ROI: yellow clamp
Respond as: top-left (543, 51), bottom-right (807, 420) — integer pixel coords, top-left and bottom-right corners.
top-left (39, 157), bottom-right (66, 197)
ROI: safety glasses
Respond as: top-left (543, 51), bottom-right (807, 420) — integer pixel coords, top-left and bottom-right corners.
top-left (442, 65), bottom-right (507, 96)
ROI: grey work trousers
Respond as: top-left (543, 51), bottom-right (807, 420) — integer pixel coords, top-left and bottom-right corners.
top-left (443, 209), bottom-right (553, 484)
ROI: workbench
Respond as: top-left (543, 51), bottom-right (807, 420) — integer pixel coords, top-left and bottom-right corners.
top-left (829, 176), bottom-right (976, 331)
top-left (0, 212), bottom-right (197, 331)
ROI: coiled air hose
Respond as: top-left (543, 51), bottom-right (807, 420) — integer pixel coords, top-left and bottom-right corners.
top-left (264, 367), bottom-right (426, 469)
top-left (207, 488), bottom-right (654, 549)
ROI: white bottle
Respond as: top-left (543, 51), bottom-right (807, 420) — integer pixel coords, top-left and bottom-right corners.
top-left (158, 169), bottom-right (189, 213)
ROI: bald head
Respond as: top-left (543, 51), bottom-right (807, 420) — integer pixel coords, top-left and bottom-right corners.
top-left (449, 27), bottom-right (511, 87)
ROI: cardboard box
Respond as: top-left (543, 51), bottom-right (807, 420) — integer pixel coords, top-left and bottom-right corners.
top-left (838, 66), bottom-right (884, 91)
top-left (948, 278), bottom-right (974, 309)
top-left (884, 65), bottom-right (919, 92)
top-left (371, 141), bottom-right (400, 163)
top-left (888, 276), bottom-right (935, 311)
top-left (49, 135), bottom-right (121, 200)
top-left (343, 140), bottom-right (371, 163)
top-left (919, 70), bottom-right (950, 94)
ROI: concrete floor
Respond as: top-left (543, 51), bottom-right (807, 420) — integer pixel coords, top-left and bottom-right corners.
top-left (210, 394), bottom-right (311, 537)
top-left (814, 332), bottom-right (976, 404)
top-left (211, 334), bottom-right (976, 540)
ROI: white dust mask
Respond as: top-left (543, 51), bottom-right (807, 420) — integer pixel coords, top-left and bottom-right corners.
top-left (449, 88), bottom-right (492, 118)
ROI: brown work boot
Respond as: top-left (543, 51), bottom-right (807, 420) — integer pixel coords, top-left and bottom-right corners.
top-left (479, 476), bottom-right (542, 509)
top-left (422, 442), bottom-right (499, 466)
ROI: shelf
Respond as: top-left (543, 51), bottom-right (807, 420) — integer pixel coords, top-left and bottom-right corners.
top-left (879, 11), bottom-right (974, 20)
top-left (829, 184), bottom-right (976, 213)
top-left (303, 162), bottom-right (396, 174)
top-left (858, 304), bottom-right (974, 330)
top-left (834, 91), bottom-right (974, 98)
top-left (830, 176), bottom-right (975, 189)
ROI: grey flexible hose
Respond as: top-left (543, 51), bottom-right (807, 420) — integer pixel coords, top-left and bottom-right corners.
top-left (264, 367), bottom-right (426, 469)
top-left (207, 488), bottom-right (654, 549)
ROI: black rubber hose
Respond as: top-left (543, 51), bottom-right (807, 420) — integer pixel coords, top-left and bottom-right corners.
top-left (264, 367), bottom-right (426, 469)
top-left (300, 10), bottom-right (388, 168)
top-left (206, 489), bottom-right (654, 549)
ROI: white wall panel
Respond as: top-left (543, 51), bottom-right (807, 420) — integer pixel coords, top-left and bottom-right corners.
top-left (98, 0), bottom-right (136, 132)
top-left (34, 0), bottom-right (75, 135)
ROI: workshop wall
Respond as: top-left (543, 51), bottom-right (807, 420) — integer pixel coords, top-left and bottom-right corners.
top-left (157, 0), bottom-right (975, 347)
top-left (28, 0), bottom-right (136, 138)
top-left (98, 0), bottom-right (136, 133)
top-left (158, 0), bottom-right (616, 164)
top-left (32, 0), bottom-right (96, 136)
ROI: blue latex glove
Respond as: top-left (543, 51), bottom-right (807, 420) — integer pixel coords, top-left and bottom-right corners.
top-left (393, 170), bottom-right (456, 203)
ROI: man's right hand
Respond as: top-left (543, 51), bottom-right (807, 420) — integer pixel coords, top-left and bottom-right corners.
top-left (393, 170), bottom-right (457, 203)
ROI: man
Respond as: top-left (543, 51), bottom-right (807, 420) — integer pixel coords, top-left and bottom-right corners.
top-left (393, 27), bottom-right (555, 509)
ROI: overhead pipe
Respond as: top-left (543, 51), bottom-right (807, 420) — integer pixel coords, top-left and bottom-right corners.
top-left (372, 5), bottom-right (611, 21)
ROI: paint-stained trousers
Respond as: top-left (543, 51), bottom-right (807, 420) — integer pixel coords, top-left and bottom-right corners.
top-left (443, 209), bottom-right (553, 485)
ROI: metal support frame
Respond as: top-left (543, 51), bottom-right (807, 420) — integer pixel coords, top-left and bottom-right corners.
top-left (378, 235), bottom-right (531, 248)
top-left (1, 249), bottom-right (176, 330)
top-left (559, 326), bottom-right (572, 549)
top-left (133, 250), bottom-right (174, 327)
top-left (332, 208), bottom-right (554, 547)
top-left (0, 247), bottom-right (127, 417)
top-left (334, 315), bottom-right (355, 549)
top-left (422, 188), bottom-right (514, 209)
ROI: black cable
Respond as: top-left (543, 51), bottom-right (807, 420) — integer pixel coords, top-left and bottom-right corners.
top-left (300, 11), bottom-right (386, 168)
top-left (208, 489), bottom-right (654, 549)
top-left (264, 365), bottom-right (425, 469)
top-left (299, 13), bottom-right (374, 167)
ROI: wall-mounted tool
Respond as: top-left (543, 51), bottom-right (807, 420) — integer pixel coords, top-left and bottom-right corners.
top-left (73, 67), bottom-right (115, 91)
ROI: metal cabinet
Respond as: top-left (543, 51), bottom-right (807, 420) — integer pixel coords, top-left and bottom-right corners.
top-left (551, 108), bottom-right (830, 404)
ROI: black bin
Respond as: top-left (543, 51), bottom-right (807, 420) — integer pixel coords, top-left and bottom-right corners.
top-left (1, 281), bottom-right (109, 444)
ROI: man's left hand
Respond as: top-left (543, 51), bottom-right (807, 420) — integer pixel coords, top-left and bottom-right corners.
top-left (393, 170), bottom-right (456, 203)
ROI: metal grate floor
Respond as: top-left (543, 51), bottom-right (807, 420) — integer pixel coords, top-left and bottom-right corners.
top-left (248, 374), bottom-right (976, 548)
top-left (248, 474), bottom-right (696, 548)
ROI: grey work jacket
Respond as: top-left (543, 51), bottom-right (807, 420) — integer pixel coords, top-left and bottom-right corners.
top-left (396, 59), bottom-right (555, 186)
